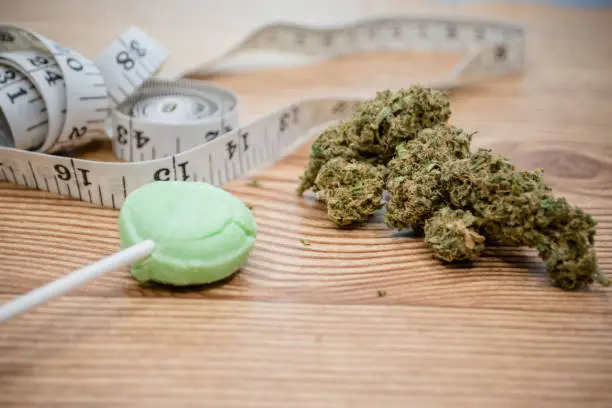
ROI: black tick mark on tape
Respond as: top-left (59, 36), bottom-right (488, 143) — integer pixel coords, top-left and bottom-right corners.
top-left (8, 166), bottom-right (17, 183)
top-left (98, 185), bottom-right (104, 207)
top-left (27, 161), bottom-right (39, 189)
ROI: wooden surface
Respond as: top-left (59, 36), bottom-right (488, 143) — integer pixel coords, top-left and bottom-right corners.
top-left (2, 0), bottom-right (612, 406)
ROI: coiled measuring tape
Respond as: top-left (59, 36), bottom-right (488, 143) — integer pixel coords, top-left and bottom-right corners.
top-left (0, 17), bottom-right (525, 209)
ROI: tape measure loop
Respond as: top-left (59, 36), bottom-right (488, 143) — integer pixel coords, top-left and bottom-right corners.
top-left (110, 78), bottom-right (239, 161)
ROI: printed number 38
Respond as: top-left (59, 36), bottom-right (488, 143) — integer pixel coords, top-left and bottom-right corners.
top-left (115, 39), bottom-right (147, 71)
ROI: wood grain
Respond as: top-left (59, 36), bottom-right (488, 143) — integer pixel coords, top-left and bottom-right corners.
top-left (1, 1), bottom-right (612, 406)
top-left (1, 296), bottom-right (611, 407)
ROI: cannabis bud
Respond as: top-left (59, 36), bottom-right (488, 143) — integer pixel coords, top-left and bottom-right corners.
top-left (297, 85), bottom-right (451, 196)
top-left (298, 84), bottom-right (610, 290)
top-left (312, 157), bottom-right (387, 226)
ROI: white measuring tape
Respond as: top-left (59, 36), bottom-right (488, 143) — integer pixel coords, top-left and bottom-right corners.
top-left (0, 17), bottom-right (525, 209)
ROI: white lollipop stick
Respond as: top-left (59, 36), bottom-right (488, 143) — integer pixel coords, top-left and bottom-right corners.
top-left (0, 240), bottom-right (155, 323)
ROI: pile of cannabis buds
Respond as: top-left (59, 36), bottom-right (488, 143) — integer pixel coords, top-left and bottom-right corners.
top-left (297, 85), bottom-right (610, 291)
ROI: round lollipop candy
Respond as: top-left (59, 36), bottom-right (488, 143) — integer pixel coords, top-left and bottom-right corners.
top-left (0, 181), bottom-right (257, 322)
top-left (118, 181), bottom-right (257, 286)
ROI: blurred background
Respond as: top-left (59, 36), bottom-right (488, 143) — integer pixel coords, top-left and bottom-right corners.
top-left (3, 0), bottom-right (611, 80)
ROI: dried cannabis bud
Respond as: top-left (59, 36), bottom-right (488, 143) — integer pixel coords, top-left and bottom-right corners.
top-left (297, 85), bottom-right (452, 198)
top-left (297, 84), bottom-right (610, 290)
top-left (297, 121), bottom-right (364, 196)
top-left (384, 125), bottom-right (608, 289)
top-left (385, 125), bottom-right (474, 233)
top-left (312, 157), bottom-right (387, 226)
top-left (439, 148), bottom-right (605, 290)
top-left (423, 207), bottom-right (486, 263)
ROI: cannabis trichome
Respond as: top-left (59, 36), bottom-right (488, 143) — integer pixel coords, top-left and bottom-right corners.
top-left (297, 85), bottom-right (609, 291)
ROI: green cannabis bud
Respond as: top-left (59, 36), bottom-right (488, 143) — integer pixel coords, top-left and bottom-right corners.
top-left (386, 128), bottom-right (608, 290)
top-left (297, 121), bottom-right (364, 196)
top-left (297, 84), bottom-right (610, 290)
top-left (297, 85), bottom-right (452, 220)
top-left (385, 125), bottom-right (474, 233)
top-left (423, 207), bottom-right (486, 263)
top-left (439, 148), bottom-right (604, 290)
top-left (312, 157), bottom-right (387, 226)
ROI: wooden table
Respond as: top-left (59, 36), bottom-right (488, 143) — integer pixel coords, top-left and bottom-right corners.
top-left (1, 1), bottom-right (611, 406)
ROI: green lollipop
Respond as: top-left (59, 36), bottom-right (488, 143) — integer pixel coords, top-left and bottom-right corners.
top-left (117, 181), bottom-right (257, 286)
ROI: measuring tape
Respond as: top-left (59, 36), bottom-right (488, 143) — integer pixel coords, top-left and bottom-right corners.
top-left (0, 17), bottom-right (525, 209)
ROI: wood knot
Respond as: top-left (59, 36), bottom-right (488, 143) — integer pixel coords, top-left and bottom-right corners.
top-left (523, 149), bottom-right (602, 180)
